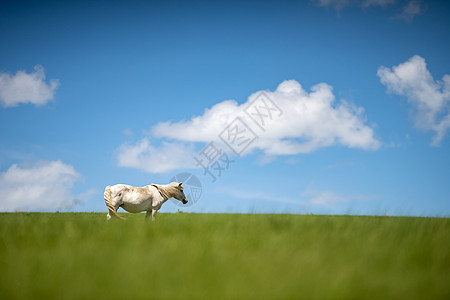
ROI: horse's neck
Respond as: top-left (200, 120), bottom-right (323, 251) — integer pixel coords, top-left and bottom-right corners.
top-left (152, 184), bottom-right (177, 202)
top-left (153, 194), bottom-right (169, 208)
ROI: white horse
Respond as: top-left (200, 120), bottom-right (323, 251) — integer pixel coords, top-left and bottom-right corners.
top-left (104, 182), bottom-right (187, 221)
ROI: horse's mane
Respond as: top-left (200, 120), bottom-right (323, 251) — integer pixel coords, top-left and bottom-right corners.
top-left (151, 182), bottom-right (180, 200)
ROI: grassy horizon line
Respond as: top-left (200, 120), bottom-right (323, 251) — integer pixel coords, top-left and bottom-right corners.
top-left (1, 211), bottom-right (449, 219)
top-left (1, 212), bottom-right (449, 299)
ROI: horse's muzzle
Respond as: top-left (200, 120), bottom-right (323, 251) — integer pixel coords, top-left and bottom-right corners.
top-left (182, 199), bottom-right (188, 204)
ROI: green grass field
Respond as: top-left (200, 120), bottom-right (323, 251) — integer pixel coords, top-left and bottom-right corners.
top-left (0, 213), bottom-right (448, 299)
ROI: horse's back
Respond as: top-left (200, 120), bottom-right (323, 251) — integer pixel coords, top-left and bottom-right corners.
top-left (110, 184), bottom-right (153, 213)
top-left (109, 184), bottom-right (132, 192)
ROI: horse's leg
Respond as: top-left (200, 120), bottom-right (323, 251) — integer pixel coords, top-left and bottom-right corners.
top-left (106, 212), bottom-right (112, 221)
top-left (152, 209), bottom-right (158, 221)
top-left (146, 210), bottom-right (152, 220)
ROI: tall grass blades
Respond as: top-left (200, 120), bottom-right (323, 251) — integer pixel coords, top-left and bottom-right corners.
top-left (0, 213), bottom-right (448, 299)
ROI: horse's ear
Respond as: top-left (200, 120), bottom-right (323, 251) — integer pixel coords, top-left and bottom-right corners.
top-left (178, 182), bottom-right (183, 187)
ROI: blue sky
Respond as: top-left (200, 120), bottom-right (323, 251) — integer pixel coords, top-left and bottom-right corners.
top-left (0, 0), bottom-right (449, 216)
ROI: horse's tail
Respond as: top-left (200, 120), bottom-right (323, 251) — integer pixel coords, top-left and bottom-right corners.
top-left (104, 186), bottom-right (126, 221)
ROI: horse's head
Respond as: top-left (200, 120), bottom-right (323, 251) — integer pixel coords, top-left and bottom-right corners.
top-left (172, 182), bottom-right (188, 204)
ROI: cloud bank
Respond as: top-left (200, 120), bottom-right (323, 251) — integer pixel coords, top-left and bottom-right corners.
top-left (117, 80), bottom-right (380, 173)
top-left (117, 139), bottom-right (196, 173)
top-left (152, 80), bottom-right (380, 154)
top-left (378, 55), bottom-right (450, 145)
top-left (313, 0), bottom-right (396, 10)
top-left (393, 0), bottom-right (425, 23)
top-left (0, 160), bottom-right (82, 212)
top-left (0, 65), bottom-right (59, 108)
top-left (312, 0), bottom-right (425, 22)
top-left (304, 188), bottom-right (376, 208)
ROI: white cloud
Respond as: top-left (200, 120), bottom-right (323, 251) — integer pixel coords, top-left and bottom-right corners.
top-left (393, 0), bottom-right (425, 23)
top-left (152, 80), bottom-right (380, 156)
top-left (123, 128), bottom-right (134, 136)
top-left (312, 0), bottom-right (396, 10)
top-left (378, 55), bottom-right (450, 145)
top-left (0, 160), bottom-right (82, 212)
top-left (312, 0), bottom-right (352, 10)
top-left (312, 0), bottom-right (425, 22)
top-left (0, 65), bottom-right (59, 108)
top-left (304, 188), bottom-right (375, 207)
top-left (117, 138), bottom-right (196, 173)
top-left (215, 185), bottom-right (300, 205)
top-left (117, 80), bottom-right (379, 174)
top-left (363, 0), bottom-right (396, 7)
top-left (305, 189), bottom-right (347, 206)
